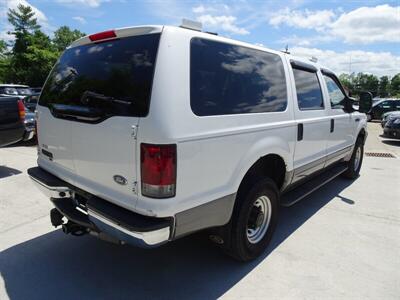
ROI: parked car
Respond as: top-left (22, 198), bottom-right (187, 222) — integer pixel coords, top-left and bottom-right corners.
top-left (22, 109), bottom-right (36, 141)
top-left (0, 84), bottom-right (32, 98)
top-left (367, 99), bottom-right (400, 121)
top-left (381, 111), bottom-right (400, 128)
top-left (30, 87), bottom-right (42, 94)
top-left (28, 24), bottom-right (372, 261)
top-left (24, 93), bottom-right (40, 112)
top-left (0, 96), bottom-right (26, 147)
top-left (383, 115), bottom-right (400, 139)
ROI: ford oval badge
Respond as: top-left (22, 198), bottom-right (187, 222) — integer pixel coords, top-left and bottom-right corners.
top-left (113, 175), bottom-right (127, 186)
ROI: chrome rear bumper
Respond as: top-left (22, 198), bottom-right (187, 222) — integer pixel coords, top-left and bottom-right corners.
top-left (28, 166), bottom-right (172, 247)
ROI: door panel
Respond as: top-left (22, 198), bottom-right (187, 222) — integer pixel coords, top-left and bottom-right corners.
top-left (322, 74), bottom-right (354, 166)
top-left (290, 63), bottom-right (329, 183)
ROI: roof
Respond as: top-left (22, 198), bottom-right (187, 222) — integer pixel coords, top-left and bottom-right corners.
top-left (0, 84), bottom-right (29, 88)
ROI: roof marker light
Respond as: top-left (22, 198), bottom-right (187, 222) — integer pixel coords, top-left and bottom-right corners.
top-left (89, 30), bottom-right (117, 42)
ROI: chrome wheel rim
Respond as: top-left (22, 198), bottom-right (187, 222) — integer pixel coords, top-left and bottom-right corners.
top-left (354, 146), bottom-right (361, 171)
top-left (246, 195), bottom-right (272, 244)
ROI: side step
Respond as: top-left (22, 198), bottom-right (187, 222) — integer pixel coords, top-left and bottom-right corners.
top-left (280, 164), bottom-right (348, 207)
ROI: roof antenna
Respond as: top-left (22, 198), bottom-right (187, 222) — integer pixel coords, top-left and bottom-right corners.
top-left (282, 44), bottom-right (290, 54)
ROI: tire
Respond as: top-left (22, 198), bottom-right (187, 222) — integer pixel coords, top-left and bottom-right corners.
top-left (224, 178), bottom-right (279, 261)
top-left (342, 138), bottom-right (364, 179)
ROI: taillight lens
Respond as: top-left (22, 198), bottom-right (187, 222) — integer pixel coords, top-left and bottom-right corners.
top-left (17, 100), bottom-right (25, 121)
top-left (141, 143), bottom-right (176, 198)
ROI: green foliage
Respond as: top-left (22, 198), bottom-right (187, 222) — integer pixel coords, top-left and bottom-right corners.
top-left (378, 76), bottom-right (390, 98)
top-left (338, 72), bottom-right (400, 98)
top-left (390, 74), bottom-right (400, 97)
top-left (0, 4), bottom-right (85, 85)
top-left (53, 26), bottom-right (85, 52)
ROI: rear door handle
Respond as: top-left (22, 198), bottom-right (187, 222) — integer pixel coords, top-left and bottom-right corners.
top-left (355, 118), bottom-right (360, 122)
top-left (297, 123), bottom-right (303, 141)
top-left (330, 119), bottom-right (334, 133)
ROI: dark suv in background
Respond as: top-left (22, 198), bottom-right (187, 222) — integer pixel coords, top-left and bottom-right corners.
top-left (367, 99), bottom-right (400, 121)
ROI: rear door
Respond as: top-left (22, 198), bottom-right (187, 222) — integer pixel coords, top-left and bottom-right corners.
top-left (290, 61), bottom-right (330, 183)
top-left (38, 32), bottom-right (161, 207)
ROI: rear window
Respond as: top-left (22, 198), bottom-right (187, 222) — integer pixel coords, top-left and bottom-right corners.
top-left (39, 34), bottom-right (160, 119)
top-left (190, 38), bottom-right (287, 116)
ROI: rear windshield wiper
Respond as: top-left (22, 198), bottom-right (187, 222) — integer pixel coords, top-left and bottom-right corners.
top-left (80, 90), bottom-right (132, 106)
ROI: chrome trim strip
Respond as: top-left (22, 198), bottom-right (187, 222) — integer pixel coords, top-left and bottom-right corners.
top-left (87, 209), bottom-right (170, 246)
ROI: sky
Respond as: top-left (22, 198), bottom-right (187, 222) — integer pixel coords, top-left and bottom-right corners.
top-left (0, 0), bottom-right (399, 76)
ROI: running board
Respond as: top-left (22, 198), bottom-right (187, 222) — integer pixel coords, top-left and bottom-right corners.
top-left (280, 164), bottom-right (348, 207)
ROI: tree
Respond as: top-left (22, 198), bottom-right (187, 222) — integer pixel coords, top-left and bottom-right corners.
top-left (378, 76), bottom-right (390, 97)
top-left (391, 74), bottom-right (400, 97)
top-left (53, 26), bottom-right (85, 52)
top-left (5, 4), bottom-right (59, 85)
top-left (0, 40), bottom-right (11, 83)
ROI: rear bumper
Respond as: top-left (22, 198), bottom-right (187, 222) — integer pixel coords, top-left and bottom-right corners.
top-left (28, 166), bottom-right (172, 247)
top-left (383, 127), bottom-right (400, 139)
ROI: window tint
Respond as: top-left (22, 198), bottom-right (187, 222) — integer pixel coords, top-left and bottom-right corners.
top-left (190, 38), bottom-right (287, 116)
top-left (323, 75), bottom-right (345, 109)
top-left (378, 101), bottom-right (392, 108)
top-left (40, 34), bottom-right (160, 118)
top-left (293, 68), bottom-right (324, 110)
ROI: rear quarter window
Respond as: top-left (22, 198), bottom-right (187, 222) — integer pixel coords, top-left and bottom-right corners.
top-left (190, 38), bottom-right (287, 116)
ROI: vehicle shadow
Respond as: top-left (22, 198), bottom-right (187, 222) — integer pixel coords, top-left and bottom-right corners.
top-left (0, 166), bottom-right (22, 179)
top-left (381, 139), bottom-right (400, 147)
top-left (0, 177), bottom-right (355, 300)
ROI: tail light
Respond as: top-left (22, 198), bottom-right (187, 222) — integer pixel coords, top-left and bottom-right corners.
top-left (89, 30), bottom-right (116, 42)
top-left (141, 144), bottom-right (176, 198)
top-left (17, 100), bottom-right (25, 121)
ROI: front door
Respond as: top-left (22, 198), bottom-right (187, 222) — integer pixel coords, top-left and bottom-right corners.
top-left (322, 73), bottom-right (354, 166)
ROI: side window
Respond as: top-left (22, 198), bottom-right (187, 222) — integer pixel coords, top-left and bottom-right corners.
top-left (395, 100), bottom-right (400, 109)
top-left (292, 68), bottom-right (324, 110)
top-left (323, 75), bottom-right (346, 109)
top-left (190, 38), bottom-right (287, 116)
top-left (378, 101), bottom-right (391, 108)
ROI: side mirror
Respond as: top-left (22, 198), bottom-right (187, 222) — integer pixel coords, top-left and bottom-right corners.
top-left (359, 91), bottom-right (373, 113)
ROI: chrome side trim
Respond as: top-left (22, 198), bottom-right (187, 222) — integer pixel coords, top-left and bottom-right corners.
top-left (29, 175), bottom-right (72, 198)
top-left (87, 209), bottom-right (170, 246)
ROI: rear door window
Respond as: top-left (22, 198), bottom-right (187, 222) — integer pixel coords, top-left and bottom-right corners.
top-left (190, 38), bottom-right (287, 116)
top-left (40, 34), bottom-right (160, 119)
top-left (292, 68), bottom-right (324, 111)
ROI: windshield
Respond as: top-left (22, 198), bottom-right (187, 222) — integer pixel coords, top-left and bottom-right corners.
top-left (39, 33), bottom-right (160, 119)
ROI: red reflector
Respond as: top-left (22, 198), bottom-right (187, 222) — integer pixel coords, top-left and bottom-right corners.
top-left (141, 144), bottom-right (176, 198)
top-left (17, 100), bottom-right (25, 120)
top-left (89, 30), bottom-right (116, 42)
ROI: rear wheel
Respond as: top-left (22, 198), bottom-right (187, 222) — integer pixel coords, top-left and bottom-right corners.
top-left (342, 138), bottom-right (364, 179)
top-left (225, 178), bottom-right (279, 261)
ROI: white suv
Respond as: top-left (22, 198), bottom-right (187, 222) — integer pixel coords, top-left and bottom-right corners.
top-left (28, 24), bottom-right (371, 261)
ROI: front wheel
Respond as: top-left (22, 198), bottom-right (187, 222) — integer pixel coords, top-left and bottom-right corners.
top-left (342, 138), bottom-right (364, 179)
top-left (225, 178), bottom-right (279, 261)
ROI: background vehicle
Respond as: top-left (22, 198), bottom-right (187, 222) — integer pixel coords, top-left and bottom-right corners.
top-left (0, 96), bottom-right (26, 147)
top-left (28, 24), bottom-right (372, 261)
top-left (383, 115), bottom-right (400, 139)
top-left (367, 99), bottom-right (400, 121)
top-left (0, 84), bottom-right (32, 98)
top-left (30, 87), bottom-right (42, 94)
top-left (24, 93), bottom-right (40, 112)
top-left (381, 111), bottom-right (400, 127)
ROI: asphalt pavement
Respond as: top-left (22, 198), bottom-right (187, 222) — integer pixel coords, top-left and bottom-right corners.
top-left (0, 123), bottom-right (399, 299)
